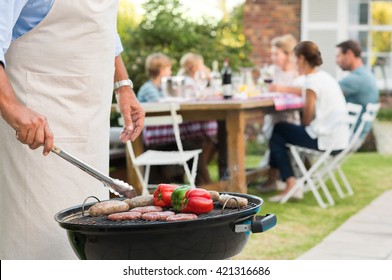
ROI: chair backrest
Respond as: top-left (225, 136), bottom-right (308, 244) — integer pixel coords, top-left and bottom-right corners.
top-left (346, 102), bottom-right (363, 138)
top-left (349, 102), bottom-right (381, 152)
top-left (141, 102), bottom-right (185, 153)
top-left (115, 102), bottom-right (187, 162)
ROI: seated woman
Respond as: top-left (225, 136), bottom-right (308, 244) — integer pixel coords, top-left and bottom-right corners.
top-left (137, 52), bottom-right (216, 186)
top-left (268, 41), bottom-right (350, 202)
top-left (258, 34), bottom-right (303, 192)
top-left (178, 52), bottom-right (211, 96)
top-left (177, 52), bottom-right (218, 185)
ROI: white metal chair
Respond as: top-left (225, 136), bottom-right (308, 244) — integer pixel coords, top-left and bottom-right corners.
top-left (281, 103), bottom-right (365, 208)
top-left (323, 103), bottom-right (381, 197)
top-left (346, 102), bottom-right (364, 138)
top-left (117, 103), bottom-right (201, 195)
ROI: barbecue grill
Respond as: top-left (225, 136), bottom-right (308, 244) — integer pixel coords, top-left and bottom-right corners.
top-left (55, 192), bottom-right (276, 260)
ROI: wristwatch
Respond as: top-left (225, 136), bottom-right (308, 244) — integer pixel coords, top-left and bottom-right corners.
top-left (114, 79), bottom-right (133, 91)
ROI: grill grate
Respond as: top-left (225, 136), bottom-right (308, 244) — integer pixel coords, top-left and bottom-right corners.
top-left (62, 201), bottom-right (258, 227)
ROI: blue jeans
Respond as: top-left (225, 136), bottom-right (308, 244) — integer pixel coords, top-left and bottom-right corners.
top-left (269, 122), bottom-right (318, 181)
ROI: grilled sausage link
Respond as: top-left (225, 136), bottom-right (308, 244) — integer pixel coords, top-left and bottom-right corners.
top-left (142, 211), bottom-right (175, 221)
top-left (166, 213), bottom-right (198, 222)
top-left (219, 194), bottom-right (248, 208)
top-left (107, 211), bottom-right (142, 221)
top-left (130, 205), bottom-right (163, 214)
top-left (207, 190), bottom-right (220, 202)
top-left (88, 200), bottom-right (129, 217)
top-left (124, 195), bottom-right (154, 209)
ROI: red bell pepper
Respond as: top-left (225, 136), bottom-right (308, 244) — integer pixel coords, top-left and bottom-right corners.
top-left (153, 184), bottom-right (179, 207)
top-left (179, 188), bottom-right (214, 214)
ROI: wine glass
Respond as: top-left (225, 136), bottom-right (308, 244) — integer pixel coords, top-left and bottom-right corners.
top-left (262, 64), bottom-right (274, 84)
top-left (194, 70), bottom-right (209, 98)
top-left (260, 64), bottom-right (274, 93)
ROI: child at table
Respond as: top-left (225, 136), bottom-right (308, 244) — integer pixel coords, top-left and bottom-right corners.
top-left (137, 52), bottom-right (217, 186)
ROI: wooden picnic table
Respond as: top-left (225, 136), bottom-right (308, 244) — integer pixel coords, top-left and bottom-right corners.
top-left (126, 97), bottom-right (283, 194)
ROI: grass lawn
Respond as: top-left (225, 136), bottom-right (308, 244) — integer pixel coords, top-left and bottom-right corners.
top-left (209, 152), bottom-right (392, 260)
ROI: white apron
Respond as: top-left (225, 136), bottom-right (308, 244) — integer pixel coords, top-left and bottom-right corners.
top-left (0, 0), bottom-right (118, 259)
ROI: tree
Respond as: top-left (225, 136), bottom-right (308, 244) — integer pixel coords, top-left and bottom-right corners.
top-left (117, 0), bottom-right (253, 92)
top-left (371, 1), bottom-right (392, 54)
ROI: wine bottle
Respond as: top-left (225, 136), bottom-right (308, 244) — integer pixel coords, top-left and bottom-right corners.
top-left (221, 58), bottom-right (232, 99)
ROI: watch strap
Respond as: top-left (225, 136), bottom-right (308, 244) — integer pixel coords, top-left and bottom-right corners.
top-left (114, 79), bottom-right (133, 90)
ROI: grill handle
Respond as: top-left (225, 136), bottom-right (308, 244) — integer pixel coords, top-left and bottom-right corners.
top-left (234, 214), bottom-right (277, 233)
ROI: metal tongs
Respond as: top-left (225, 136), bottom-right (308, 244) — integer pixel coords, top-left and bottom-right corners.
top-left (51, 145), bottom-right (137, 198)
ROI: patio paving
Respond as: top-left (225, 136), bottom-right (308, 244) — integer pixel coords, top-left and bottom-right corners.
top-left (297, 120), bottom-right (392, 260)
top-left (297, 189), bottom-right (392, 260)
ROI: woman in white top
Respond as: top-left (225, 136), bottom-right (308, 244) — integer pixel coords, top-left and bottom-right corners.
top-left (268, 41), bottom-right (349, 202)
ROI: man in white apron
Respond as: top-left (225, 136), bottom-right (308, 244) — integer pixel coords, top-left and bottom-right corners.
top-left (0, 0), bottom-right (144, 259)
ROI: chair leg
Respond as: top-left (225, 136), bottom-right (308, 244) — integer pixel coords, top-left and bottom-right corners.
top-left (305, 177), bottom-right (328, 208)
top-left (132, 164), bottom-right (150, 195)
top-left (190, 154), bottom-right (200, 186)
top-left (337, 166), bottom-right (354, 195)
top-left (315, 171), bottom-right (335, 206)
top-left (282, 147), bottom-right (328, 208)
top-left (183, 156), bottom-right (199, 188)
top-left (142, 165), bottom-right (151, 195)
top-left (280, 175), bottom-right (328, 208)
top-left (327, 168), bottom-right (345, 198)
top-left (284, 146), bottom-right (331, 208)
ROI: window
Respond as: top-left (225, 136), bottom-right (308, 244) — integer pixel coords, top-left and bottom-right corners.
top-left (303, 0), bottom-right (392, 92)
top-left (348, 0), bottom-right (392, 92)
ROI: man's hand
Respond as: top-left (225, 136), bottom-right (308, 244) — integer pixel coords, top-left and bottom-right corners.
top-left (0, 66), bottom-right (53, 155)
top-left (3, 102), bottom-right (53, 155)
top-left (115, 86), bottom-right (145, 143)
top-left (113, 55), bottom-right (145, 142)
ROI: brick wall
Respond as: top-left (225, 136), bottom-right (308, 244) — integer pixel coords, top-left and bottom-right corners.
top-left (243, 0), bottom-right (301, 67)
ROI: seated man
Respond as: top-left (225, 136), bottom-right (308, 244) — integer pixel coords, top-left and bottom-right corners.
top-left (335, 40), bottom-right (380, 139)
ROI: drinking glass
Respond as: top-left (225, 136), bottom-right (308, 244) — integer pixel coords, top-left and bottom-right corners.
top-left (194, 70), bottom-right (209, 98)
top-left (262, 64), bottom-right (274, 84)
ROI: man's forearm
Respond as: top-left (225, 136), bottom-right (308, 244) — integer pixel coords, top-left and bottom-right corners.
top-left (114, 55), bottom-right (130, 82)
top-left (0, 64), bottom-right (19, 117)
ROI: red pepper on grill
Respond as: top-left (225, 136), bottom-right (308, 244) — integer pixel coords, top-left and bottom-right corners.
top-left (153, 184), bottom-right (179, 207)
top-left (172, 188), bottom-right (213, 214)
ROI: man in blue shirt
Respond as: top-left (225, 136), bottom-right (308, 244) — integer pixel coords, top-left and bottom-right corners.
top-left (336, 40), bottom-right (380, 138)
top-left (0, 0), bottom-right (145, 259)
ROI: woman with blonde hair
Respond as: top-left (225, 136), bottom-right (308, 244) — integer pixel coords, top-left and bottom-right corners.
top-left (257, 34), bottom-right (303, 192)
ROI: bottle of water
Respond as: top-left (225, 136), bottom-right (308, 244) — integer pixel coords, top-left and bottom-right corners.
top-left (221, 58), bottom-right (232, 99)
top-left (210, 60), bottom-right (222, 95)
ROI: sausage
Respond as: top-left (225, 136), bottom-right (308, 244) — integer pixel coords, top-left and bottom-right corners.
top-left (219, 194), bottom-right (248, 208)
top-left (88, 200), bottom-right (129, 217)
top-left (107, 211), bottom-right (142, 221)
top-left (130, 205), bottom-right (163, 214)
top-left (124, 195), bottom-right (154, 209)
top-left (166, 213), bottom-right (198, 222)
top-left (142, 211), bottom-right (175, 221)
top-left (208, 190), bottom-right (220, 202)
